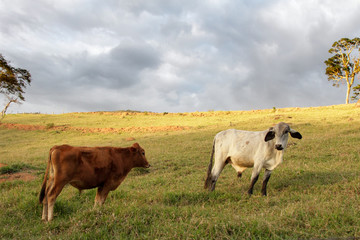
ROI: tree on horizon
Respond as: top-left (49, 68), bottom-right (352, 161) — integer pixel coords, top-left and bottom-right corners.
top-left (324, 37), bottom-right (360, 104)
top-left (0, 54), bottom-right (32, 119)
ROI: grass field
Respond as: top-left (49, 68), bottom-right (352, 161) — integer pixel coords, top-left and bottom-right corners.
top-left (0, 104), bottom-right (359, 239)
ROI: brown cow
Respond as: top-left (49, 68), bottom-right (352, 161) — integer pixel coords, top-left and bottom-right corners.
top-left (39, 143), bottom-right (150, 221)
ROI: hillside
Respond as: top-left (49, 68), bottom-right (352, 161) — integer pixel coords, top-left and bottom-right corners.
top-left (0, 104), bottom-right (359, 239)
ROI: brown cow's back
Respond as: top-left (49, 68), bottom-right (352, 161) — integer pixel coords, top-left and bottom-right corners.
top-left (51, 145), bottom-right (132, 190)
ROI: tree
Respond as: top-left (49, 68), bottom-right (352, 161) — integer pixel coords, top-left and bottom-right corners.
top-left (324, 37), bottom-right (360, 104)
top-left (0, 54), bottom-right (32, 119)
top-left (352, 84), bottom-right (360, 102)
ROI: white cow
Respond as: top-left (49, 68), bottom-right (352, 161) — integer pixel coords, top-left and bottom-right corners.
top-left (204, 122), bottom-right (302, 196)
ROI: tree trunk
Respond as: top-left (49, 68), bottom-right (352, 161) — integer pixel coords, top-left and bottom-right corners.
top-left (1, 99), bottom-right (17, 120)
top-left (346, 82), bottom-right (351, 104)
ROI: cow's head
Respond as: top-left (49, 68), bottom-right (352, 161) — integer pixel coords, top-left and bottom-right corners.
top-left (264, 122), bottom-right (302, 150)
top-left (131, 143), bottom-right (151, 168)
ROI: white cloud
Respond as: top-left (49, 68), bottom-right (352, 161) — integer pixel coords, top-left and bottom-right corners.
top-left (1, 0), bottom-right (360, 113)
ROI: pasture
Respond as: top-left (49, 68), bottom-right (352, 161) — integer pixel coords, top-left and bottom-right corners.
top-left (0, 104), bottom-right (359, 239)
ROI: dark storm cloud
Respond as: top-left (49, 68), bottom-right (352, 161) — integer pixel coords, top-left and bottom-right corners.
top-left (1, 0), bottom-right (360, 113)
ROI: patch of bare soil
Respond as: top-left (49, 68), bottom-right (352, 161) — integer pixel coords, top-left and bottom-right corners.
top-left (0, 172), bottom-right (36, 183)
top-left (125, 137), bottom-right (136, 141)
top-left (0, 123), bottom-right (190, 133)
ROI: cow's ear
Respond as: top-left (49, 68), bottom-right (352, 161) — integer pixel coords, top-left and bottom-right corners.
top-left (289, 129), bottom-right (302, 139)
top-left (132, 143), bottom-right (140, 148)
top-left (131, 143), bottom-right (141, 153)
top-left (264, 128), bottom-right (275, 142)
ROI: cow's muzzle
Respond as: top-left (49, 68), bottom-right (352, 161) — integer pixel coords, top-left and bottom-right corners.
top-left (275, 144), bottom-right (283, 150)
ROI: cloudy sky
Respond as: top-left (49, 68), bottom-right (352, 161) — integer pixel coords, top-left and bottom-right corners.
top-left (1, 0), bottom-right (360, 113)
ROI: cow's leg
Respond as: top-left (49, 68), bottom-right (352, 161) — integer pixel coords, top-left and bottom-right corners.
top-left (248, 162), bottom-right (263, 196)
top-left (261, 169), bottom-right (272, 196)
top-left (208, 154), bottom-right (227, 191)
top-left (94, 186), bottom-right (110, 206)
top-left (41, 190), bottom-right (49, 221)
top-left (42, 200), bottom-right (48, 221)
top-left (41, 183), bottom-right (49, 221)
top-left (41, 175), bottom-right (54, 221)
top-left (47, 179), bottom-right (66, 221)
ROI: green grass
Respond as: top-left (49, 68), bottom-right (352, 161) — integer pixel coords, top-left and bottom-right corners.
top-left (0, 104), bottom-right (359, 239)
top-left (0, 163), bottom-right (39, 174)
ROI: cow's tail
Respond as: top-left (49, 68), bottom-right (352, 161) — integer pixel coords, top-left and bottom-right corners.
top-left (204, 139), bottom-right (215, 190)
top-left (39, 148), bottom-right (52, 204)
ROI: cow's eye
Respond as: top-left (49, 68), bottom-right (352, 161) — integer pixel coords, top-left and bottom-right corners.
top-left (142, 151), bottom-right (145, 156)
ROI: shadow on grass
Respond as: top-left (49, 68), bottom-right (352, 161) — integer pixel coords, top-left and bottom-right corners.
top-left (163, 191), bottom-right (243, 206)
top-left (273, 170), bottom-right (357, 192)
top-left (52, 201), bottom-right (78, 220)
top-left (163, 169), bottom-right (358, 206)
